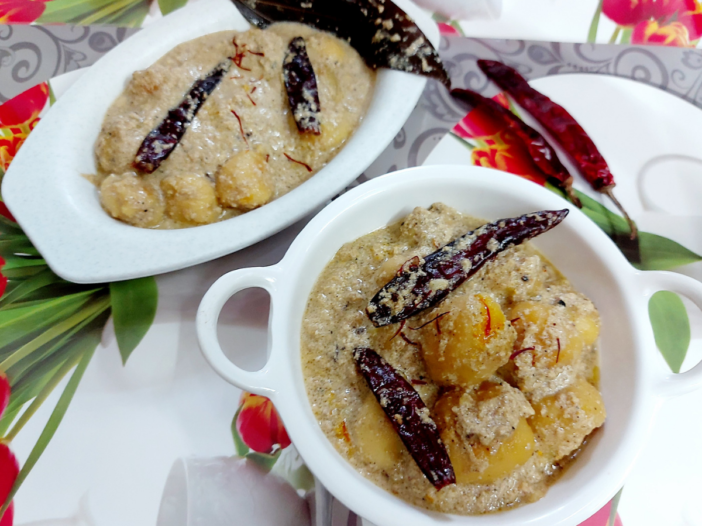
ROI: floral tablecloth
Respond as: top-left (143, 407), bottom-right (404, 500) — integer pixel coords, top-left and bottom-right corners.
top-left (1, 1), bottom-right (701, 525)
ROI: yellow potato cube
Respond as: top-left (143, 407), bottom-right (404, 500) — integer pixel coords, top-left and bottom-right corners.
top-left (509, 301), bottom-right (600, 367)
top-left (529, 378), bottom-right (606, 460)
top-left (574, 311), bottom-right (600, 349)
top-left (215, 150), bottom-right (273, 210)
top-left (300, 119), bottom-right (354, 153)
top-left (307, 33), bottom-right (351, 105)
top-left (351, 394), bottom-right (404, 471)
top-left (421, 294), bottom-right (516, 388)
top-left (161, 173), bottom-right (222, 225)
top-left (310, 33), bottom-right (348, 64)
top-left (100, 173), bottom-right (164, 228)
top-left (375, 254), bottom-right (415, 285)
top-left (497, 253), bottom-right (546, 303)
top-left (434, 389), bottom-right (535, 484)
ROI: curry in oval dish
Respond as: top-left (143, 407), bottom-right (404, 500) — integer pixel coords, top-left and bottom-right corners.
top-left (95, 23), bottom-right (375, 229)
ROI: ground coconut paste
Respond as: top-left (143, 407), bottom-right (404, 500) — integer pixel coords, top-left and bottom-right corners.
top-left (301, 203), bottom-right (605, 514)
top-left (94, 23), bottom-right (374, 229)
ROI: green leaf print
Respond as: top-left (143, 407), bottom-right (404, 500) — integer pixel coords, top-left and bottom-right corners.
top-left (648, 291), bottom-right (691, 373)
top-left (158, 0), bottom-right (188, 16)
top-left (110, 277), bottom-right (159, 365)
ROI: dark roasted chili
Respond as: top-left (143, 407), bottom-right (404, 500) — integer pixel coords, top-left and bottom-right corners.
top-left (451, 88), bottom-right (581, 207)
top-left (477, 59), bottom-right (637, 238)
top-left (366, 209), bottom-right (569, 327)
top-left (231, 0), bottom-right (450, 87)
top-left (134, 60), bottom-right (230, 173)
top-left (283, 36), bottom-right (322, 135)
top-left (353, 347), bottom-right (455, 490)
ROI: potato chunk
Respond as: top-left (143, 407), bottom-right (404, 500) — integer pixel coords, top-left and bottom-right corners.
top-left (496, 252), bottom-right (546, 303)
top-left (100, 173), bottom-right (164, 228)
top-left (161, 173), bottom-right (222, 225)
top-left (434, 385), bottom-right (535, 484)
top-left (127, 68), bottom-right (160, 99)
top-left (215, 150), bottom-right (273, 210)
top-left (299, 120), bottom-right (355, 154)
top-left (455, 382), bottom-right (535, 446)
top-left (529, 378), bottom-right (606, 460)
top-left (421, 294), bottom-right (517, 388)
top-left (298, 32), bottom-right (363, 153)
top-left (509, 299), bottom-right (600, 367)
top-left (375, 254), bottom-right (410, 284)
top-left (351, 395), bottom-right (404, 471)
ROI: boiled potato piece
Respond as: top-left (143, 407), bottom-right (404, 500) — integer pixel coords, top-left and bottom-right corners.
top-left (351, 394), bottom-right (404, 471)
top-left (305, 32), bottom-right (350, 108)
top-left (435, 388), bottom-right (535, 484)
top-left (454, 419), bottom-right (535, 484)
top-left (215, 150), bottom-right (273, 211)
top-left (421, 294), bottom-right (517, 388)
top-left (299, 120), bottom-right (354, 153)
top-left (509, 300), bottom-right (600, 367)
top-left (529, 378), bottom-right (605, 460)
top-left (161, 173), bottom-right (222, 225)
top-left (494, 252), bottom-right (546, 303)
top-left (376, 254), bottom-right (409, 284)
top-left (100, 173), bottom-right (164, 228)
top-left (309, 33), bottom-right (348, 65)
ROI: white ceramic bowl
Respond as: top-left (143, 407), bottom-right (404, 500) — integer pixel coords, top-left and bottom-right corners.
top-left (196, 166), bottom-right (702, 526)
top-left (1, 0), bottom-right (435, 284)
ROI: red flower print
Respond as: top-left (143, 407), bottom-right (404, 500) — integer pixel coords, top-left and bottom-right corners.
top-left (603, 0), bottom-right (702, 43)
top-left (0, 0), bottom-right (50, 24)
top-left (0, 373), bottom-right (17, 526)
top-left (578, 499), bottom-right (612, 525)
top-left (0, 83), bottom-right (48, 128)
top-left (452, 94), bottom-right (547, 185)
top-left (0, 204), bottom-right (15, 223)
top-left (632, 19), bottom-right (692, 45)
top-left (0, 442), bottom-right (18, 526)
top-left (0, 502), bottom-right (12, 526)
top-left (681, 3), bottom-right (702, 38)
top-left (0, 443), bottom-right (17, 526)
top-left (236, 392), bottom-right (291, 454)
top-left (0, 82), bottom-right (49, 171)
top-left (470, 130), bottom-right (548, 185)
top-left (0, 373), bottom-right (9, 419)
top-left (602, 0), bottom-right (695, 26)
top-left (437, 22), bottom-right (460, 36)
top-left (453, 103), bottom-right (507, 139)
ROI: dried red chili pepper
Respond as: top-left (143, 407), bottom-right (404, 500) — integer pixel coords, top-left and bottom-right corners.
top-left (477, 59), bottom-right (637, 239)
top-left (353, 347), bottom-right (455, 490)
top-left (134, 60), bottom-right (229, 173)
top-left (283, 36), bottom-right (322, 135)
top-left (366, 209), bottom-right (568, 327)
top-left (232, 0), bottom-right (450, 87)
top-left (451, 88), bottom-right (581, 207)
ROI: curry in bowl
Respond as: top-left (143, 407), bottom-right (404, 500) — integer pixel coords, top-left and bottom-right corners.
top-left (301, 203), bottom-right (605, 514)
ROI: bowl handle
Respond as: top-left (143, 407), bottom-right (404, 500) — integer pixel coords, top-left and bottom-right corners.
top-left (638, 270), bottom-right (702, 398)
top-left (197, 266), bottom-right (281, 398)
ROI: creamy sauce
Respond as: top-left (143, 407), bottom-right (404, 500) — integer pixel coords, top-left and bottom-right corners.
top-left (95, 23), bottom-right (375, 229)
top-left (301, 203), bottom-right (605, 515)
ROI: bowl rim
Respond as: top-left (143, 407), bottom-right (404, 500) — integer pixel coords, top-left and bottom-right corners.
top-left (1, 0), bottom-right (434, 284)
top-left (197, 165), bottom-right (702, 525)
